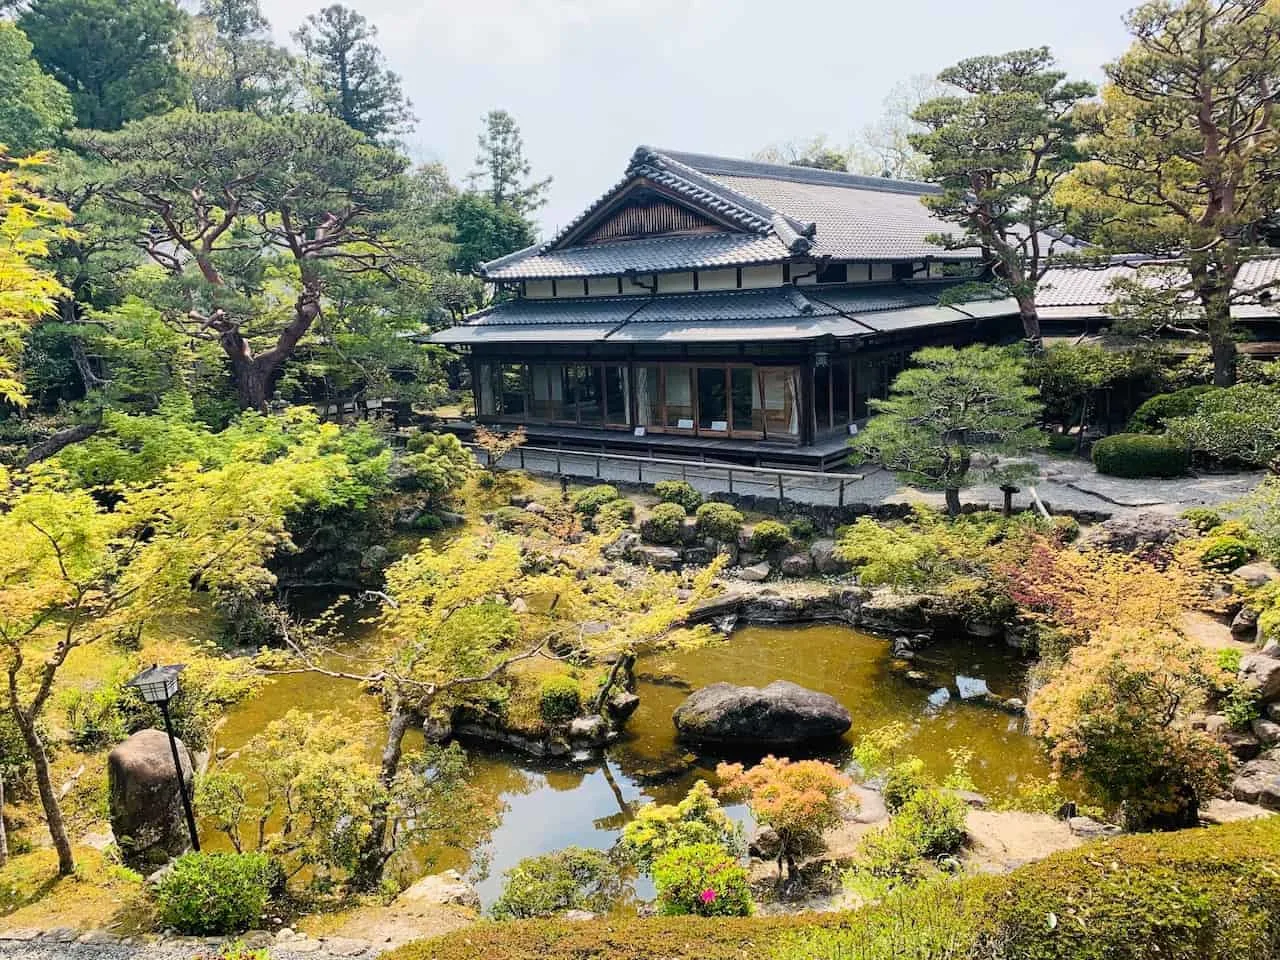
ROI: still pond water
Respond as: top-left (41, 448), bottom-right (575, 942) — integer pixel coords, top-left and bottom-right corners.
top-left (212, 622), bottom-right (1048, 907)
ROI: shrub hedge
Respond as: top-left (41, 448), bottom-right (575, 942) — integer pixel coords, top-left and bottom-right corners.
top-left (387, 818), bottom-right (1280, 960)
top-left (653, 480), bottom-right (703, 514)
top-left (571, 484), bottom-right (620, 517)
top-left (749, 520), bottom-right (791, 553)
top-left (538, 675), bottom-right (582, 722)
top-left (1128, 385), bottom-right (1216, 434)
top-left (1092, 433), bottom-right (1189, 478)
top-left (642, 502), bottom-right (687, 544)
top-left (694, 502), bottom-right (743, 543)
top-left (154, 852), bottom-right (277, 935)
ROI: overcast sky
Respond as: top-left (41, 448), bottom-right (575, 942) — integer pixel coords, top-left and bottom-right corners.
top-left (258, 0), bottom-right (1137, 237)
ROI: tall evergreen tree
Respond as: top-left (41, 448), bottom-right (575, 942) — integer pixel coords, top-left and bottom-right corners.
top-left (293, 4), bottom-right (413, 143)
top-left (468, 109), bottom-right (551, 216)
top-left (1065, 0), bottom-right (1280, 387)
top-left (910, 48), bottom-right (1096, 349)
top-left (183, 0), bottom-right (295, 115)
top-left (0, 22), bottom-right (74, 153)
top-left (18, 0), bottom-right (188, 131)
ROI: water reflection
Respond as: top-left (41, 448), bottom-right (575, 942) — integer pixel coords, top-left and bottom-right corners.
top-left (212, 621), bottom-right (1049, 908)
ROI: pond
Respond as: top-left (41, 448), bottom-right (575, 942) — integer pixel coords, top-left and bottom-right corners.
top-left (211, 621), bottom-right (1049, 908)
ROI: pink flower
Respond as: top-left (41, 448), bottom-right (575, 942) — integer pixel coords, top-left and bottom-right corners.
top-left (700, 888), bottom-right (717, 904)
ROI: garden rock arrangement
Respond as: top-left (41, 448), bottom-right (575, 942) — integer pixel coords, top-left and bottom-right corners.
top-left (672, 680), bottom-right (852, 745)
top-left (107, 730), bottom-right (196, 871)
top-left (1230, 644), bottom-right (1280, 810)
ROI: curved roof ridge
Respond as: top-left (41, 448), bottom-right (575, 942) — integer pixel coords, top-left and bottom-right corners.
top-left (655, 147), bottom-right (941, 196)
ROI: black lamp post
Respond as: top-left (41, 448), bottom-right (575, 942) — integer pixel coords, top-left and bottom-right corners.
top-left (126, 663), bottom-right (200, 853)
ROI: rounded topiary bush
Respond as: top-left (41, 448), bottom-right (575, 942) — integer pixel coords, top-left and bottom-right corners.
top-left (653, 480), bottom-right (703, 514)
top-left (652, 843), bottom-right (752, 917)
top-left (1198, 535), bottom-right (1254, 572)
top-left (154, 851), bottom-right (276, 935)
top-left (1046, 432), bottom-right (1079, 454)
top-left (749, 519), bottom-right (791, 553)
top-left (539, 675), bottom-right (582, 722)
top-left (1092, 433), bottom-right (1189, 478)
top-left (571, 484), bottom-right (620, 517)
top-left (1181, 507), bottom-right (1223, 533)
top-left (642, 502), bottom-right (687, 544)
top-left (695, 502), bottom-right (743, 543)
top-left (1127, 385), bottom-right (1215, 434)
top-left (594, 498), bottom-right (635, 531)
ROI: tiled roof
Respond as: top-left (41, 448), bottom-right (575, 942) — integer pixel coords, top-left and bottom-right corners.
top-left (480, 146), bottom-right (983, 281)
top-left (431, 282), bottom-right (1014, 345)
top-left (1039, 258), bottom-right (1280, 313)
top-left (482, 232), bottom-right (791, 280)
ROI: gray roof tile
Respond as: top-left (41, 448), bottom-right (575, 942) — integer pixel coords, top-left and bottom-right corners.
top-left (480, 146), bottom-right (981, 281)
top-left (432, 282), bottom-right (1017, 345)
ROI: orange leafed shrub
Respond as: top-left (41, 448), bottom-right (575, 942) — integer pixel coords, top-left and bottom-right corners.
top-left (716, 756), bottom-right (852, 878)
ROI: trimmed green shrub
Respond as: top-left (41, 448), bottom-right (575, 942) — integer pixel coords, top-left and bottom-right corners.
top-left (881, 758), bottom-right (928, 814)
top-left (1128, 385), bottom-right (1216, 434)
top-left (1181, 507), bottom-right (1223, 533)
top-left (787, 517), bottom-right (817, 540)
top-left (154, 852), bottom-right (275, 935)
top-left (893, 787), bottom-right (968, 858)
top-left (1198, 535), bottom-right (1254, 571)
top-left (1046, 432), bottom-right (1079, 454)
top-left (1049, 515), bottom-right (1080, 544)
top-left (491, 847), bottom-right (621, 920)
top-left (493, 506), bottom-right (540, 532)
top-left (1092, 433), bottom-right (1189, 478)
top-left (652, 844), bottom-right (752, 918)
top-left (538, 675), bottom-right (582, 722)
top-left (694, 502), bottom-right (743, 543)
top-left (653, 480), bottom-right (703, 514)
top-left (748, 519), bottom-right (791, 553)
top-left (572, 484), bottom-right (620, 517)
top-left (642, 502), bottom-right (686, 544)
top-left (973, 817), bottom-right (1280, 960)
top-left (1166, 384), bottom-right (1280, 468)
top-left (594, 498), bottom-right (635, 531)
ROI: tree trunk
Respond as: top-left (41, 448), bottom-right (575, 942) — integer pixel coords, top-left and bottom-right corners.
top-left (233, 360), bottom-right (273, 413)
top-left (14, 711), bottom-right (73, 875)
top-left (1210, 333), bottom-right (1236, 388)
top-left (352, 697), bottom-right (416, 889)
top-left (944, 488), bottom-right (962, 516)
top-left (0, 773), bottom-right (8, 868)
top-left (1016, 296), bottom-right (1043, 352)
top-left (21, 420), bottom-right (101, 467)
top-left (593, 653), bottom-right (635, 714)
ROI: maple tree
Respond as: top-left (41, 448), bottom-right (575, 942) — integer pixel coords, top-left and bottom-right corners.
top-left (716, 756), bottom-right (852, 880)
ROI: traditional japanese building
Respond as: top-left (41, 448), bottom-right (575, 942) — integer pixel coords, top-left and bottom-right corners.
top-left (431, 147), bottom-right (1031, 467)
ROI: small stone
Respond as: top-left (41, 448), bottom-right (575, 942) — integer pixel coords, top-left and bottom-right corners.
top-left (1221, 729), bottom-right (1262, 762)
top-left (1068, 816), bottom-right (1122, 840)
top-left (1241, 653), bottom-right (1280, 701)
top-left (509, 494), bottom-right (532, 507)
top-left (525, 501), bottom-right (548, 515)
top-left (41, 928), bottom-right (76, 943)
top-left (561, 910), bottom-right (596, 922)
top-left (926, 687), bottom-right (951, 710)
top-left (77, 930), bottom-right (122, 945)
top-left (810, 539), bottom-right (849, 575)
top-left (780, 553), bottom-right (813, 577)
top-left (739, 561), bottom-right (771, 582)
top-left (607, 691), bottom-right (641, 721)
top-left (1268, 702), bottom-right (1280, 723)
top-left (954, 790), bottom-right (989, 808)
top-left (322, 937), bottom-right (371, 956)
top-left (955, 675), bottom-right (991, 700)
top-left (1252, 717), bottom-right (1280, 747)
top-left (569, 715), bottom-right (608, 744)
top-left (0, 930), bottom-right (41, 941)
top-left (1231, 750), bottom-right (1280, 811)
top-left (288, 939), bottom-right (324, 953)
top-left (1231, 607), bottom-right (1260, 639)
top-left (439, 511), bottom-right (466, 527)
top-left (1232, 561), bottom-right (1280, 588)
top-left (276, 928), bottom-right (297, 941)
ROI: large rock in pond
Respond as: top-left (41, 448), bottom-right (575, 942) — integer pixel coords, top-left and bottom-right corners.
top-left (673, 680), bottom-right (851, 746)
top-left (108, 729), bottom-right (195, 870)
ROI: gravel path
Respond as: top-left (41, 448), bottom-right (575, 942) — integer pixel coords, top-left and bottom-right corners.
top-left (496, 447), bottom-right (1266, 518)
top-left (0, 930), bottom-right (387, 959)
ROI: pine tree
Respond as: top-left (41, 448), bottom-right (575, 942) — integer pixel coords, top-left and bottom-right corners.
top-left (468, 109), bottom-right (551, 216)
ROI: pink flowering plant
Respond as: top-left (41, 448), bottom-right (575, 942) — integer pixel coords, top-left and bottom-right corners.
top-left (651, 843), bottom-right (752, 917)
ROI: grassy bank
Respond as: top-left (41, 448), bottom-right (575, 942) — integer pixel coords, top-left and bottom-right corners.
top-left (388, 816), bottom-right (1280, 960)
